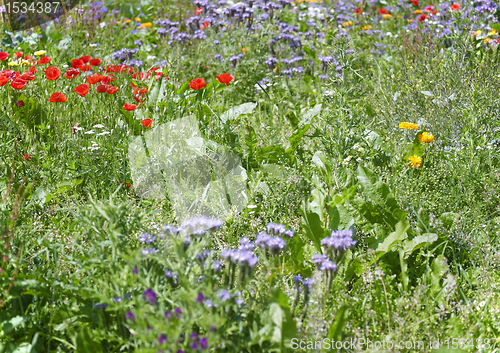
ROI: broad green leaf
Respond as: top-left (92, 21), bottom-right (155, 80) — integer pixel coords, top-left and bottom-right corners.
top-left (403, 233), bottom-right (438, 255)
top-left (300, 200), bottom-right (325, 252)
top-left (220, 102), bottom-right (257, 123)
top-left (375, 220), bottom-right (409, 253)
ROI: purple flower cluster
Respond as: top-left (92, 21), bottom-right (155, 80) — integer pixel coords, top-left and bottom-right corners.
top-left (321, 229), bottom-right (356, 252)
top-left (266, 222), bottom-right (294, 238)
top-left (180, 216), bottom-right (223, 235)
top-left (255, 232), bottom-right (286, 255)
top-left (189, 332), bottom-right (209, 351)
top-left (221, 249), bottom-right (258, 268)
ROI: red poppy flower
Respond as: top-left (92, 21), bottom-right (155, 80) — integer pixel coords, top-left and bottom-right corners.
top-left (24, 55), bottom-right (33, 61)
top-left (80, 65), bottom-right (92, 72)
top-left (29, 66), bottom-right (37, 74)
top-left (141, 119), bottom-right (153, 128)
top-left (411, 0), bottom-right (418, 5)
top-left (216, 73), bottom-right (234, 86)
top-left (123, 103), bottom-right (138, 111)
top-left (101, 75), bottom-right (115, 84)
top-left (424, 5), bottom-right (433, 12)
top-left (10, 78), bottom-right (27, 90)
top-left (79, 55), bottom-right (91, 63)
top-left (2, 70), bottom-right (15, 79)
top-left (15, 100), bottom-right (25, 108)
top-left (0, 76), bottom-right (9, 86)
top-left (133, 96), bottom-right (141, 103)
top-left (0, 52), bottom-right (9, 61)
top-left (450, 3), bottom-right (460, 10)
top-left (189, 78), bottom-right (207, 90)
top-left (74, 84), bottom-right (89, 97)
top-left (86, 73), bottom-right (103, 84)
top-left (64, 68), bottom-right (80, 79)
top-left (96, 84), bottom-right (107, 93)
top-left (106, 86), bottom-right (119, 94)
top-left (14, 51), bottom-right (23, 58)
top-left (89, 58), bottom-right (102, 66)
top-left (200, 21), bottom-right (210, 29)
top-left (195, 7), bottom-right (203, 15)
top-left (44, 66), bottom-right (60, 80)
top-left (24, 154), bottom-right (29, 161)
top-left (418, 14), bottom-right (427, 21)
top-left (20, 72), bottom-right (35, 81)
top-left (378, 8), bottom-right (387, 14)
top-left (120, 181), bottom-right (131, 187)
top-left (71, 59), bottom-right (84, 69)
top-left (38, 56), bottom-right (51, 64)
top-left (355, 7), bottom-right (362, 13)
top-left (48, 92), bottom-right (68, 103)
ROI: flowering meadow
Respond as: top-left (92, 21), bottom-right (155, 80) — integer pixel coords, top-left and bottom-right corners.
top-left (1, 0), bottom-right (500, 351)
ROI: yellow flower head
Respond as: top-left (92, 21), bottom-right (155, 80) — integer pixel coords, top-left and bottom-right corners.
top-left (409, 155), bottom-right (422, 168)
top-left (418, 131), bottom-right (434, 143)
top-left (21, 59), bottom-right (30, 65)
top-left (408, 19), bottom-right (413, 23)
top-left (34, 50), bottom-right (46, 56)
top-left (8, 61), bottom-right (19, 66)
top-left (399, 122), bottom-right (419, 130)
top-left (125, 19), bottom-right (132, 23)
top-left (138, 22), bottom-right (152, 29)
top-left (342, 21), bottom-right (353, 27)
top-left (484, 38), bottom-right (493, 43)
top-left (488, 29), bottom-right (497, 36)
top-left (362, 25), bottom-right (372, 30)
top-left (382, 13), bottom-right (392, 18)
top-left (134, 17), bottom-right (141, 22)
top-left (414, 9), bottom-right (423, 14)
top-left (242, 47), bottom-right (250, 52)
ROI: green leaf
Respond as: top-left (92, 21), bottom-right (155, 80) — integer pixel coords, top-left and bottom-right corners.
top-left (403, 233), bottom-right (438, 255)
top-left (220, 102), bottom-right (257, 123)
top-left (299, 200), bottom-right (325, 252)
top-left (269, 291), bottom-right (297, 352)
top-left (286, 124), bottom-right (310, 156)
top-left (374, 220), bottom-right (410, 253)
top-left (438, 212), bottom-right (458, 230)
top-left (328, 306), bottom-right (349, 341)
top-left (492, 23), bottom-right (500, 32)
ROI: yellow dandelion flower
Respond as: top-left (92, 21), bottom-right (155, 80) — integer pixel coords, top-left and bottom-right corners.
top-left (414, 9), bottom-right (423, 14)
top-left (34, 50), bottom-right (46, 56)
top-left (399, 122), bottom-right (419, 130)
top-left (418, 132), bottom-right (434, 143)
top-left (362, 25), bottom-right (372, 30)
top-left (382, 13), bottom-right (392, 18)
top-left (8, 61), bottom-right (19, 66)
top-left (409, 155), bottom-right (422, 168)
top-left (135, 17), bottom-right (141, 22)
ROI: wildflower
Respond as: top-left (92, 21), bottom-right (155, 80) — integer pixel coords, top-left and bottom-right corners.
top-left (219, 290), bottom-right (231, 302)
top-left (322, 229), bottom-right (357, 252)
top-left (16, 101), bottom-right (25, 108)
top-left (74, 84), bottom-right (89, 97)
top-left (0, 76), bottom-right (9, 86)
top-left (216, 73), bottom-right (234, 86)
top-left (355, 7), bottom-right (362, 13)
top-left (143, 288), bottom-right (157, 305)
top-left (80, 55), bottom-right (91, 63)
top-left (399, 122), bottom-right (419, 130)
top-left (450, 3), bottom-right (460, 10)
top-left (122, 103), bottom-right (138, 111)
top-left (86, 73), bottom-right (103, 84)
top-left (189, 78), bottom-right (207, 90)
top-left (196, 292), bottom-right (205, 304)
top-left (174, 307), bottom-right (182, 318)
top-left (38, 56), bottom-right (51, 64)
top-left (10, 78), bottom-right (27, 90)
top-left (241, 47), bottom-right (250, 52)
top-left (89, 58), bottom-right (102, 66)
top-left (408, 155), bottom-right (422, 168)
top-left (96, 85), bottom-right (107, 93)
top-left (141, 119), bottom-right (153, 128)
top-left (125, 311), bottom-right (135, 321)
top-left (382, 13), bottom-right (392, 18)
top-left (159, 334), bottom-right (167, 344)
top-left (34, 50), bottom-right (46, 56)
top-left (44, 66), bottom-right (60, 80)
top-left (362, 25), bottom-right (372, 30)
top-left (266, 223), bottom-right (287, 235)
top-left (414, 9), bottom-right (423, 14)
top-left (418, 14), bottom-right (427, 21)
top-left (14, 52), bottom-right (23, 58)
top-left (181, 216), bottom-right (222, 234)
top-left (8, 62), bottom-right (19, 67)
top-left (239, 237), bottom-right (255, 251)
top-left (418, 132), bottom-right (434, 143)
top-left (106, 86), bottom-right (119, 94)
top-left (164, 310), bottom-right (172, 320)
top-left (24, 154), bottom-right (29, 161)
top-left (0, 52), bottom-right (9, 61)
top-left (48, 92), bottom-right (67, 103)
top-left (64, 68), bottom-right (80, 79)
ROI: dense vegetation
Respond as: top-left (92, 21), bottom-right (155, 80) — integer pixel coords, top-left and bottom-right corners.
top-left (1, 0), bottom-right (500, 351)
